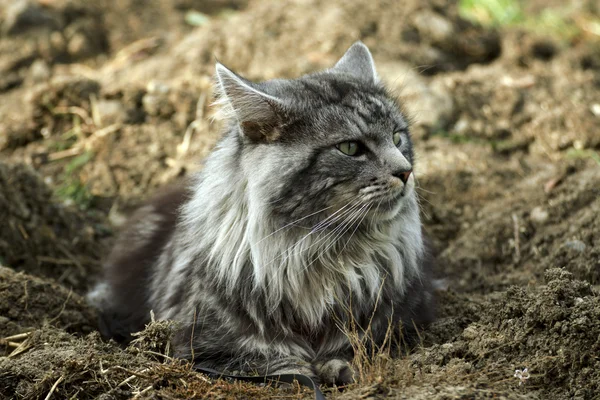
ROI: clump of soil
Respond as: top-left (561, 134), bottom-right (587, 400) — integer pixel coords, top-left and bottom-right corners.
top-left (438, 160), bottom-right (600, 293)
top-left (0, 0), bottom-right (109, 92)
top-left (407, 269), bottom-right (600, 399)
top-left (179, 0), bottom-right (501, 78)
top-left (0, 325), bottom-right (307, 399)
top-left (127, 313), bottom-right (177, 360)
top-left (339, 269), bottom-right (600, 399)
top-left (444, 58), bottom-right (600, 153)
top-left (0, 162), bottom-right (109, 291)
top-left (0, 266), bottom-right (96, 338)
top-left (106, 0), bottom-right (501, 87)
top-left (5, 73), bottom-right (217, 204)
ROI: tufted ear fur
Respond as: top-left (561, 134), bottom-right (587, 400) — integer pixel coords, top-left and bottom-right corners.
top-left (332, 41), bottom-right (378, 83)
top-left (214, 63), bottom-right (285, 142)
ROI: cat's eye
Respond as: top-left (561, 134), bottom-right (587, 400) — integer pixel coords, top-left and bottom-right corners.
top-left (393, 131), bottom-right (402, 146)
top-left (336, 141), bottom-right (361, 156)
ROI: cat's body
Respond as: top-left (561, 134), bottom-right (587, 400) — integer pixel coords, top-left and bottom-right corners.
top-left (88, 42), bottom-right (435, 384)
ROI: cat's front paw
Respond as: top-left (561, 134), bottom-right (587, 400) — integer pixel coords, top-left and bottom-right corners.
top-left (314, 359), bottom-right (354, 386)
top-left (267, 356), bottom-right (317, 379)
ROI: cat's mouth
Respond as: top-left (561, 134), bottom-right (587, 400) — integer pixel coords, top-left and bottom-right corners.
top-left (366, 184), bottom-right (412, 219)
top-left (324, 180), bottom-right (413, 227)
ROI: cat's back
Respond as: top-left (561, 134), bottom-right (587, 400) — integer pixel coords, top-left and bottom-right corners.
top-left (88, 183), bottom-right (189, 341)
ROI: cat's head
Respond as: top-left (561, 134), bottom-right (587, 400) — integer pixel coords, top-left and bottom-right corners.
top-left (214, 42), bottom-right (418, 230)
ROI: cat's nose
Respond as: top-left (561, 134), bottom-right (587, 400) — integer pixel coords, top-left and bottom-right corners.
top-left (393, 169), bottom-right (412, 184)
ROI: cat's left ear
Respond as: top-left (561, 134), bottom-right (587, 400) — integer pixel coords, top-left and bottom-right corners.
top-left (332, 41), bottom-right (378, 83)
top-left (214, 63), bottom-right (286, 142)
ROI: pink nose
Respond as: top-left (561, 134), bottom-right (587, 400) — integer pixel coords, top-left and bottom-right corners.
top-left (395, 170), bottom-right (412, 184)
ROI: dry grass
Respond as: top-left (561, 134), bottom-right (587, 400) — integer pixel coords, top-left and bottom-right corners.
top-left (330, 282), bottom-right (426, 394)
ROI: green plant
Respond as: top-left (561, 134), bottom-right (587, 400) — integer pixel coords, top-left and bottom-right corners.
top-left (566, 148), bottom-right (600, 166)
top-left (54, 151), bottom-right (95, 209)
top-left (459, 0), bottom-right (524, 27)
top-left (459, 0), bottom-right (583, 41)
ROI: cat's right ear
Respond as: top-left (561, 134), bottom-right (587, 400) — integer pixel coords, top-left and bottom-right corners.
top-left (214, 63), bottom-right (285, 142)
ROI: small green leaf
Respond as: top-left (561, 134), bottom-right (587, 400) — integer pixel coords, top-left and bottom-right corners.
top-left (185, 11), bottom-right (210, 27)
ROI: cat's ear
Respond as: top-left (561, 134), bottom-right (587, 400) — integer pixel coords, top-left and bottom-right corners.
top-left (332, 41), bottom-right (378, 83)
top-left (214, 62), bottom-right (285, 142)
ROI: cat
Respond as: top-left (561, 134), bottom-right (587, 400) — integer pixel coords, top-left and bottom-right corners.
top-left (88, 41), bottom-right (436, 385)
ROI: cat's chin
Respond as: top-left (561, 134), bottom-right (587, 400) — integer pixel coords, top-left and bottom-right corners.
top-left (370, 189), bottom-right (413, 221)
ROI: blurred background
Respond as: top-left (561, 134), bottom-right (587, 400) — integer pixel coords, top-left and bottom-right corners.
top-left (0, 0), bottom-right (599, 399)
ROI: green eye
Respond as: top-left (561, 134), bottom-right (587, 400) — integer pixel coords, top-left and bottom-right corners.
top-left (336, 141), bottom-right (360, 156)
top-left (393, 131), bottom-right (402, 146)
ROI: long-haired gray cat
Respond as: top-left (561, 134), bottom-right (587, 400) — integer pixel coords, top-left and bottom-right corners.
top-left (88, 42), bottom-right (435, 385)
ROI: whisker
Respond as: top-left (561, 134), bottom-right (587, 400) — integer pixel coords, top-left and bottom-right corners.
top-left (256, 204), bottom-right (334, 243)
top-left (310, 200), bottom-right (361, 233)
top-left (294, 200), bottom-right (364, 252)
top-left (308, 202), bottom-right (370, 268)
top-left (261, 204), bottom-right (365, 293)
top-left (262, 199), bottom-right (364, 282)
top-left (415, 187), bottom-right (437, 195)
top-left (298, 203), bottom-right (365, 271)
top-left (414, 194), bottom-right (432, 220)
top-left (294, 200), bottom-right (366, 262)
top-left (341, 201), bottom-right (374, 254)
top-left (414, 175), bottom-right (436, 195)
top-left (320, 202), bottom-right (370, 256)
top-left (415, 192), bottom-right (434, 207)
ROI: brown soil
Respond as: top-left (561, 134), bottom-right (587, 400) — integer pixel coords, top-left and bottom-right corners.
top-left (0, 163), bottom-right (109, 291)
top-left (1, 0), bottom-right (599, 399)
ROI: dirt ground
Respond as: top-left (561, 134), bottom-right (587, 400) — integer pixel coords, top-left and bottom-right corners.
top-left (1, 0), bottom-right (599, 399)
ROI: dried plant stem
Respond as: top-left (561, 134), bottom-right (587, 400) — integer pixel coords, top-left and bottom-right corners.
top-left (3, 331), bottom-right (33, 341)
top-left (512, 213), bottom-right (521, 262)
top-left (44, 376), bottom-right (65, 400)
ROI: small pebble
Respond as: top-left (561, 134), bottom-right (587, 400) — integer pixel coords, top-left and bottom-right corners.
top-left (29, 59), bottom-right (51, 83)
top-left (68, 33), bottom-right (90, 58)
top-left (462, 325), bottom-right (479, 340)
top-left (530, 206), bottom-right (549, 224)
top-left (563, 240), bottom-right (586, 253)
top-left (147, 80), bottom-right (170, 95)
top-left (453, 118), bottom-right (469, 134)
top-left (96, 99), bottom-right (126, 125)
top-left (413, 10), bottom-right (454, 43)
